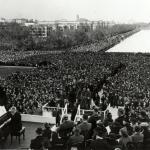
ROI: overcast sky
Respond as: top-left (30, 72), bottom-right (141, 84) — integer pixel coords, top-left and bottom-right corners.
top-left (0, 0), bottom-right (150, 23)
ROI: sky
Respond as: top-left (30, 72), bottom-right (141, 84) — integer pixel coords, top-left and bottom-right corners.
top-left (0, 0), bottom-right (150, 23)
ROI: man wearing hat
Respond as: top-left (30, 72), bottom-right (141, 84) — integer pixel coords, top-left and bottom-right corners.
top-left (90, 127), bottom-right (111, 150)
top-left (42, 123), bottom-right (51, 140)
top-left (30, 128), bottom-right (44, 150)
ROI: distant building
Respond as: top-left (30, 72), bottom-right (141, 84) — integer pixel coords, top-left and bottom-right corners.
top-left (12, 18), bottom-right (28, 25)
top-left (0, 16), bottom-right (116, 37)
top-left (0, 18), bottom-right (5, 23)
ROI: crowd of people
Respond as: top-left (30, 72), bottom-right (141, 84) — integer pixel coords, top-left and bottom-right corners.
top-left (0, 50), bottom-right (150, 115)
top-left (30, 104), bottom-right (150, 150)
top-left (0, 27), bottom-right (150, 149)
top-left (0, 49), bottom-right (150, 112)
top-left (0, 28), bottom-right (138, 65)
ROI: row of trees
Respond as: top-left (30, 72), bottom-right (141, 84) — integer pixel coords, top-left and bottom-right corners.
top-left (0, 22), bottom-right (137, 51)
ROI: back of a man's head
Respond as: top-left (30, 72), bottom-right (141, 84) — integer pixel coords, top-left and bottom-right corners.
top-left (73, 127), bottom-right (81, 136)
top-left (63, 114), bottom-right (68, 122)
top-left (118, 108), bottom-right (124, 117)
top-left (95, 127), bottom-right (104, 138)
top-left (135, 126), bottom-right (141, 133)
top-left (83, 114), bottom-right (88, 121)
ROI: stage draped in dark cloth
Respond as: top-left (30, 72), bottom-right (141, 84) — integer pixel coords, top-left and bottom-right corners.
top-left (0, 86), bottom-right (8, 107)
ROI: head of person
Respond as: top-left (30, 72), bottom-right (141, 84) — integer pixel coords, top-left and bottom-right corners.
top-left (97, 120), bottom-right (104, 128)
top-left (94, 127), bottom-right (104, 138)
top-left (93, 107), bottom-right (99, 115)
top-left (140, 122), bottom-right (149, 132)
top-left (119, 128), bottom-right (129, 138)
top-left (83, 114), bottom-right (88, 121)
top-left (140, 111), bottom-right (147, 118)
top-left (63, 114), bottom-right (68, 122)
top-left (107, 112), bottom-right (112, 119)
top-left (130, 118), bottom-right (137, 125)
top-left (10, 106), bottom-right (17, 115)
top-left (87, 88), bottom-right (90, 92)
top-left (134, 126), bottom-right (141, 133)
top-left (118, 108), bottom-right (124, 117)
top-left (73, 127), bottom-right (81, 136)
top-left (36, 127), bottom-right (43, 136)
top-left (44, 123), bottom-right (51, 129)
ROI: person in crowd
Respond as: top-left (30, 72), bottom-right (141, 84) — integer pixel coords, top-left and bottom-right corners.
top-left (80, 87), bottom-right (91, 109)
top-left (77, 114), bottom-right (92, 139)
top-left (139, 111), bottom-right (150, 123)
top-left (103, 112), bottom-right (113, 127)
top-left (90, 127), bottom-right (111, 150)
top-left (106, 133), bottom-right (121, 150)
top-left (115, 108), bottom-right (125, 127)
top-left (141, 123), bottom-right (150, 150)
top-left (122, 120), bottom-right (133, 136)
top-left (42, 123), bottom-right (52, 149)
top-left (67, 127), bottom-right (84, 147)
top-left (88, 108), bottom-right (100, 136)
top-left (131, 125), bottom-right (144, 143)
top-left (130, 118), bottom-right (138, 132)
top-left (30, 127), bottom-right (44, 150)
top-left (71, 103), bottom-right (78, 121)
top-left (57, 115), bottom-right (75, 140)
top-left (55, 104), bottom-right (61, 127)
top-left (42, 123), bottom-right (52, 140)
top-left (92, 120), bottom-right (108, 138)
top-left (68, 85), bottom-right (77, 110)
top-left (118, 128), bottom-right (132, 150)
top-left (110, 121), bottom-right (122, 136)
top-left (9, 106), bottom-right (22, 135)
top-left (92, 92), bottom-right (100, 106)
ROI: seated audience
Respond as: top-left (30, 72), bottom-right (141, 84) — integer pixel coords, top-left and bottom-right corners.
top-left (57, 115), bottom-right (75, 139)
top-left (118, 128), bottom-right (132, 150)
top-left (9, 106), bottom-right (22, 135)
top-left (30, 128), bottom-right (44, 150)
top-left (90, 127), bottom-right (111, 150)
top-left (67, 127), bottom-right (84, 147)
top-left (103, 112), bottom-right (113, 127)
top-left (77, 114), bottom-right (91, 139)
top-left (131, 125), bottom-right (144, 143)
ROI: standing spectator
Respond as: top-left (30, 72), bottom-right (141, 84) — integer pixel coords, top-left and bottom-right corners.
top-left (115, 108), bottom-right (125, 127)
top-left (80, 87), bottom-right (91, 109)
top-left (42, 123), bottom-right (52, 149)
top-left (42, 123), bottom-right (52, 140)
top-left (103, 112), bottom-right (113, 127)
top-left (71, 103), bottom-right (78, 121)
top-left (88, 108), bottom-right (100, 137)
